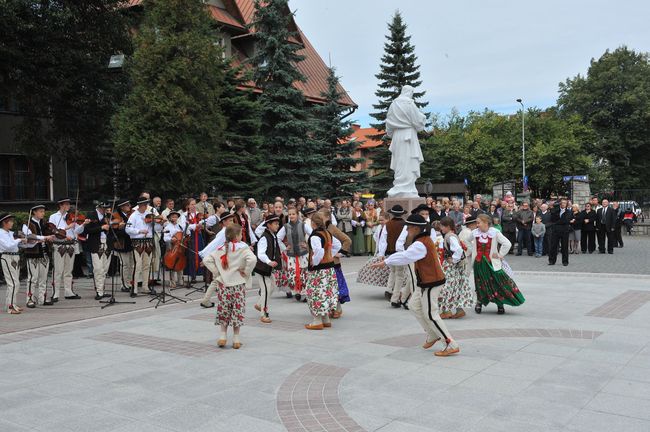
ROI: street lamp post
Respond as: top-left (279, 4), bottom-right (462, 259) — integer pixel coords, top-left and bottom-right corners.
top-left (516, 98), bottom-right (526, 191)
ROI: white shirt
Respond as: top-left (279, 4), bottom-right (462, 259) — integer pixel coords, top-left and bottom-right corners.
top-left (0, 228), bottom-right (22, 253)
top-left (48, 211), bottom-right (77, 240)
top-left (375, 225), bottom-right (387, 257)
top-left (446, 235), bottom-right (463, 264)
top-left (22, 218), bottom-right (48, 241)
top-left (310, 232), bottom-right (342, 266)
top-left (395, 226), bottom-right (438, 252)
top-left (125, 210), bottom-right (162, 239)
top-left (163, 222), bottom-right (186, 243)
top-left (257, 230), bottom-right (279, 265)
top-left (96, 209), bottom-right (108, 241)
top-left (384, 241), bottom-right (427, 267)
top-left (198, 229), bottom-right (226, 259)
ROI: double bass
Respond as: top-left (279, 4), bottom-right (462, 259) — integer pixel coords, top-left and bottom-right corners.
top-left (163, 231), bottom-right (187, 272)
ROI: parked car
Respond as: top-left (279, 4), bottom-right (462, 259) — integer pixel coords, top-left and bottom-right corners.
top-left (618, 201), bottom-right (642, 217)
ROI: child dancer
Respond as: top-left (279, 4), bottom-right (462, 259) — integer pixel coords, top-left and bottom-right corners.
top-left (254, 215), bottom-right (283, 323)
top-left (163, 210), bottom-right (186, 288)
top-left (373, 214), bottom-right (460, 357)
top-left (438, 217), bottom-right (472, 319)
top-left (321, 209), bottom-right (351, 319)
top-left (276, 208), bottom-right (309, 301)
top-left (473, 214), bottom-right (525, 314)
top-left (202, 224), bottom-right (256, 349)
top-left (356, 213), bottom-right (390, 289)
top-left (305, 213), bottom-right (341, 330)
top-left (1, 213), bottom-right (28, 314)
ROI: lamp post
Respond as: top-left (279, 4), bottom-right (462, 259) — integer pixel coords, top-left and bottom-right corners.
top-left (516, 98), bottom-right (526, 191)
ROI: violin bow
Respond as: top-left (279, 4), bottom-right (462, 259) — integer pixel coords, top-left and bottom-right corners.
top-left (73, 186), bottom-right (80, 224)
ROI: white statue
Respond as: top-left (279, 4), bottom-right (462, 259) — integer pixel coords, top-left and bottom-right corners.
top-left (385, 85), bottom-right (427, 198)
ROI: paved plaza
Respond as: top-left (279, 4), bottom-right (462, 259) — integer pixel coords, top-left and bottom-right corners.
top-left (1, 237), bottom-right (650, 432)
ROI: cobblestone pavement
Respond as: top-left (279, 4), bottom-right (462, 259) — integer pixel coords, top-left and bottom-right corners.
top-left (1, 240), bottom-right (649, 432)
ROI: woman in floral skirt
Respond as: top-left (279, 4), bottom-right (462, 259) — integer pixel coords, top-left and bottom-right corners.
top-left (438, 217), bottom-right (473, 319)
top-left (202, 224), bottom-right (257, 349)
top-left (304, 213), bottom-right (342, 330)
top-left (472, 214), bottom-right (525, 314)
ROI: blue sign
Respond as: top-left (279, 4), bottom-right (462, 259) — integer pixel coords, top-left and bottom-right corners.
top-left (563, 176), bottom-right (572, 182)
top-left (563, 175), bottom-right (589, 182)
top-left (464, 178), bottom-right (468, 186)
top-left (523, 176), bottom-right (529, 191)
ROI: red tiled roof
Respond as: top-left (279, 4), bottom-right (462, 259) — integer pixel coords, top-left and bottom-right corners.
top-left (207, 5), bottom-right (246, 31)
top-left (347, 125), bottom-right (384, 149)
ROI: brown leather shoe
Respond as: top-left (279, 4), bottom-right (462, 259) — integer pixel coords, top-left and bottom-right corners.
top-left (254, 304), bottom-right (261, 312)
top-left (217, 339), bottom-right (227, 348)
top-left (452, 309), bottom-right (466, 319)
top-left (434, 346), bottom-right (460, 357)
top-left (323, 322), bottom-right (332, 328)
top-left (260, 316), bottom-right (272, 324)
top-left (422, 338), bottom-right (440, 349)
top-left (232, 342), bottom-right (242, 349)
top-left (440, 312), bottom-right (453, 319)
top-left (304, 323), bottom-right (324, 330)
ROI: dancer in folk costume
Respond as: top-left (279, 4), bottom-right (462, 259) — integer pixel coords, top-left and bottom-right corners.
top-left (253, 215), bottom-right (283, 323)
top-left (276, 208), bottom-right (310, 301)
top-left (321, 209), bottom-right (352, 319)
top-left (373, 214), bottom-right (460, 357)
top-left (22, 205), bottom-right (56, 306)
top-left (203, 224), bottom-right (257, 349)
top-left (304, 212), bottom-right (342, 330)
top-left (198, 212), bottom-right (237, 308)
top-left (1, 213), bottom-right (29, 314)
top-left (472, 214), bottom-right (525, 314)
top-left (48, 198), bottom-right (81, 300)
top-left (380, 205), bottom-right (409, 307)
top-left (437, 217), bottom-right (473, 319)
top-left (459, 216), bottom-right (477, 281)
top-left (356, 212), bottom-right (390, 288)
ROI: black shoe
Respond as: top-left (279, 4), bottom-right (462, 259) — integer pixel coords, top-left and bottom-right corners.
top-left (26, 300), bottom-right (36, 309)
top-left (474, 304), bottom-right (482, 314)
top-left (94, 294), bottom-right (102, 300)
top-left (103, 293), bottom-right (111, 298)
top-left (285, 292), bottom-right (293, 299)
top-left (515, 253), bottom-right (522, 256)
top-left (65, 295), bottom-right (81, 300)
top-left (200, 302), bottom-right (215, 308)
top-left (598, 251), bottom-right (605, 254)
top-left (43, 300), bottom-right (54, 306)
top-left (528, 254), bottom-right (534, 256)
top-left (563, 263), bottom-right (568, 266)
top-left (384, 291), bottom-right (392, 301)
top-left (548, 262), bottom-right (555, 265)
top-left (53, 297), bottom-right (59, 303)
top-left (608, 251), bottom-right (614, 254)
top-left (390, 302), bottom-right (401, 308)
top-left (295, 294), bottom-right (301, 301)
top-left (402, 302), bottom-right (409, 310)
top-left (148, 289), bottom-right (157, 295)
top-left (120, 287), bottom-right (130, 293)
top-left (130, 292), bottom-right (138, 298)
top-left (497, 305), bottom-right (505, 315)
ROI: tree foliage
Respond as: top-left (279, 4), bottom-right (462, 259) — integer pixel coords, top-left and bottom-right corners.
top-left (0, 0), bottom-right (132, 172)
top-left (368, 11), bottom-right (428, 195)
top-left (312, 67), bottom-right (365, 198)
top-left (112, 0), bottom-right (226, 196)
top-left (250, 0), bottom-right (327, 197)
top-left (558, 46), bottom-right (650, 190)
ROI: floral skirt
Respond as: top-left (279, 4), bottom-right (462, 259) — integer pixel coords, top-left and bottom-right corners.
top-left (276, 254), bottom-right (308, 294)
top-left (473, 257), bottom-right (525, 307)
top-left (356, 256), bottom-right (389, 287)
top-left (439, 260), bottom-right (474, 313)
top-left (215, 283), bottom-right (246, 327)
top-left (335, 266), bottom-right (350, 304)
top-left (305, 268), bottom-right (338, 317)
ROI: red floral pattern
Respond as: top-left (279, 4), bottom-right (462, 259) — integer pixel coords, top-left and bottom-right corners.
top-left (215, 283), bottom-right (246, 327)
top-left (305, 268), bottom-right (338, 316)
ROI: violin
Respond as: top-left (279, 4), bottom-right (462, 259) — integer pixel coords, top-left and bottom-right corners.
top-left (14, 231), bottom-right (40, 244)
top-left (110, 210), bottom-right (132, 229)
top-left (164, 231), bottom-right (187, 271)
top-left (144, 214), bottom-right (164, 224)
top-left (44, 222), bottom-right (66, 240)
top-left (66, 212), bottom-right (85, 225)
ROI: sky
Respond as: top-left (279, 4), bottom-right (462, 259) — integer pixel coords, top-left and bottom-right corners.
top-left (291, 0), bottom-right (650, 127)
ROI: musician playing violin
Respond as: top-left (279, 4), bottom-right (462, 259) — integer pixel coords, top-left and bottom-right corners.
top-left (79, 202), bottom-right (113, 300)
top-left (48, 198), bottom-right (82, 301)
top-left (110, 199), bottom-right (135, 292)
top-left (182, 198), bottom-right (205, 283)
top-left (126, 197), bottom-right (162, 297)
top-left (22, 205), bottom-right (57, 307)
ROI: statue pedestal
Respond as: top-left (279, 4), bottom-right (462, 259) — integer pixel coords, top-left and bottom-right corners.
top-left (384, 197), bottom-right (426, 214)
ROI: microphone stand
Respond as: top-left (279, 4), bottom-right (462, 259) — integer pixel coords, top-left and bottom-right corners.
top-left (101, 199), bottom-right (135, 309)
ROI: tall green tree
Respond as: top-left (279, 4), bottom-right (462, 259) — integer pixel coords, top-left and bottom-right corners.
top-left (209, 63), bottom-right (269, 196)
top-left (0, 0), bottom-right (132, 186)
top-left (558, 46), bottom-right (650, 190)
top-left (250, 0), bottom-right (327, 197)
top-left (112, 0), bottom-right (226, 196)
top-left (312, 67), bottom-right (365, 197)
top-left (368, 10), bottom-right (428, 195)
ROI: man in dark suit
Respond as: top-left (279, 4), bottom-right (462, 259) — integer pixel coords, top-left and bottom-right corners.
top-left (81, 202), bottom-right (113, 300)
top-left (548, 199), bottom-right (572, 266)
top-left (596, 199), bottom-right (617, 254)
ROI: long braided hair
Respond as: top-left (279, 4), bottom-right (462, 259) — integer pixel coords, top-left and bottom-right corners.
top-left (221, 224), bottom-right (242, 269)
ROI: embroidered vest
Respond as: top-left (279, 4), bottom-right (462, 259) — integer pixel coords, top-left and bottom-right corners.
top-left (254, 230), bottom-right (282, 277)
top-left (413, 234), bottom-right (446, 288)
top-left (385, 218), bottom-right (405, 255)
top-left (308, 228), bottom-right (334, 271)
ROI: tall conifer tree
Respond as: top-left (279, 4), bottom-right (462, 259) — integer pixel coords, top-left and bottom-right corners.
top-left (250, 0), bottom-right (327, 197)
top-left (369, 11), bottom-right (428, 195)
top-left (312, 67), bottom-right (365, 197)
top-left (112, 0), bottom-right (226, 196)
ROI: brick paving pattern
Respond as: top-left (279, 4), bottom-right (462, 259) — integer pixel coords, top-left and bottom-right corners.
top-left (185, 312), bottom-right (305, 331)
top-left (586, 289), bottom-right (650, 319)
top-left (277, 362), bottom-right (365, 432)
top-left (373, 328), bottom-right (603, 348)
top-left (88, 331), bottom-right (219, 357)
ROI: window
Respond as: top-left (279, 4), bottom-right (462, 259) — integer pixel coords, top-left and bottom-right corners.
top-left (0, 155), bottom-right (50, 201)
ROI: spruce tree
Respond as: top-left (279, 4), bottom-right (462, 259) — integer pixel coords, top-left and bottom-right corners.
top-left (112, 0), bottom-right (226, 196)
top-left (312, 67), bottom-right (365, 197)
top-left (250, 0), bottom-right (328, 197)
top-left (369, 11), bottom-right (428, 196)
top-left (209, 63), bottom-right (269, 196)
